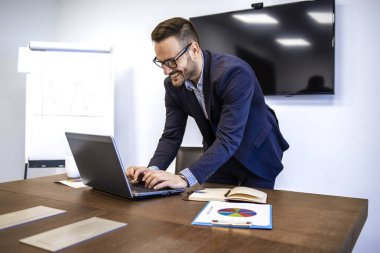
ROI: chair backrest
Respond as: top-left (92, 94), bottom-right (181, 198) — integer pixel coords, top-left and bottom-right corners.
top-left (175, 147), bottom-right (203, 174)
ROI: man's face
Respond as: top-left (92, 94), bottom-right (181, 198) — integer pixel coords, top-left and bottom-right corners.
top-left (154, 37), bottom-right (197, 87)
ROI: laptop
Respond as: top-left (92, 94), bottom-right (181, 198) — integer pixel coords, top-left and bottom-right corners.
top-left (65, 132), bottom-right (184, 199)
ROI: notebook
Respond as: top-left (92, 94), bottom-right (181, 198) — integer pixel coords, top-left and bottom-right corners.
top-left (65, 132), bottom-right (184, 199)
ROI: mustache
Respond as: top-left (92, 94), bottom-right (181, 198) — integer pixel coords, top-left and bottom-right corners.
top-left (169, 70), bottom-right (180, 76)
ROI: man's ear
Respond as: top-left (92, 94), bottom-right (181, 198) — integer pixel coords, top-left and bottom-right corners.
top-left (190, 42), bottom-right (201, 58)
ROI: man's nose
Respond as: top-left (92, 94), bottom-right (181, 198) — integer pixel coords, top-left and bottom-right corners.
top-left (162, 65), bottom-right (173, 75)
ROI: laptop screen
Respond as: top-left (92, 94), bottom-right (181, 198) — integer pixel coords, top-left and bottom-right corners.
top-left (65, 132), bottom-right (184, 199)
top-left (65, 132), bottom-right (133, 198)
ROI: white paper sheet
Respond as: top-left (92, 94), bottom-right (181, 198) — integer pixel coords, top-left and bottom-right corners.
top-left (20, 217), bottom-right (127, 252)
top-left (0, 206), bottom-right (66, 230)
top-left (57, 178), bottom-right (87, 188)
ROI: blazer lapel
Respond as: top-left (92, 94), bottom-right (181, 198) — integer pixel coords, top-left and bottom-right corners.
top-left (202, 50), bottom-right (212, 120)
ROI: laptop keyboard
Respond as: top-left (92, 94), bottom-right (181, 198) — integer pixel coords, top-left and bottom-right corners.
top-left (130, 181), bottom-right (155, 192)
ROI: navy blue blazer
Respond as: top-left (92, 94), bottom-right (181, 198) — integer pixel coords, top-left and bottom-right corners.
top-left (148, 50), bottom-right (289, 184)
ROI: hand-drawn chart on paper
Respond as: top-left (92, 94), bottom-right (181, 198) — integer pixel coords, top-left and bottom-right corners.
top-left (20, 47), bottom-right (113, 161)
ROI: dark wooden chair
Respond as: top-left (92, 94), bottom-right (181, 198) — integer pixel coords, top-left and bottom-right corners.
top-left (175, 147), bottom-right (203, 174)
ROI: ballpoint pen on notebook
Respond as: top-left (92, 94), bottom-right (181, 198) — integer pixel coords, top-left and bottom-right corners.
top-left (211, 219), bottom-right (252, 227)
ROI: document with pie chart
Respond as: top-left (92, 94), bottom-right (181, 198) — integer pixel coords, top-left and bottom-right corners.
top-left (192, 201), bottom-right (272, 229)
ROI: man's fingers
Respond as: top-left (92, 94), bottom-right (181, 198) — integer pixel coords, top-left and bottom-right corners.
top-left (126, 166), bottom-right (148, 181)
top-left (141, 170), bottom-right (153, 182)
top-left (126, 166), bottom-right (136, 179)
top-left (143, 171), bottom-right (163, 188)
top-left (153, 181), bottom-right (170, 190)
top-left (138, 170), bottom-right (186, 189)
top-left (133, 167), bottom-right (146, 181)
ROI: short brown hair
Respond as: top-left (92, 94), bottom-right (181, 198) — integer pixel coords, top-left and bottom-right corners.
top-left (151, 17), bottom-right (200, 47)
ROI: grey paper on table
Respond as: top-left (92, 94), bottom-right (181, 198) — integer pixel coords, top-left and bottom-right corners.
top-left (0, 206), bottom-right (66, 230)
top-left (19, 217), bottom-right (127, 252)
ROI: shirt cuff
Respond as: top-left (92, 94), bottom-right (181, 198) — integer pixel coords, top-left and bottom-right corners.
top-left (148, 166), bottom-right (159, 170)
top-left (179, 168), bottom-right (199, 187)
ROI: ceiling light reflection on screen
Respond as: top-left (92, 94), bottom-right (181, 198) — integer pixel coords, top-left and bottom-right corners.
top-left (276, 38), bottom-right (311, 47)
top-left (232, 13), bottom-right (279, 24)
top-left (308, 12), bottom-right (333, 24)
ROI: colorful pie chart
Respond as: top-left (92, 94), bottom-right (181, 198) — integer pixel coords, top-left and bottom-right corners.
top-left (217, 208), bottom-right (257, 217)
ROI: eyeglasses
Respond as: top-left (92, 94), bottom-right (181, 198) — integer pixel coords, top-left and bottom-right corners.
top-left (153, 43), bottom-right (192, 68)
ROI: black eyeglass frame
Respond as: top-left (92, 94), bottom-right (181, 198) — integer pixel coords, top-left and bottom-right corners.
top-left (153, 43), bottom-right (192, 68)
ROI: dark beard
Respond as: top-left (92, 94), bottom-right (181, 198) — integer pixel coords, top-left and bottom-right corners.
top-left (185, 56), bottom-right (198, 83)
top-left (170, 56), bottom-right (198, 87)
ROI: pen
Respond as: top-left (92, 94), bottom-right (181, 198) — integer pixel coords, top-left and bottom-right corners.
top-left (211, 219), bottom-right (252, 227)
top-left (224, 189), bottom-right (231, 197)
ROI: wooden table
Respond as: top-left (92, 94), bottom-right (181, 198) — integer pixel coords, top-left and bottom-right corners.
top-left (0, 174), bottom-right (368, 253)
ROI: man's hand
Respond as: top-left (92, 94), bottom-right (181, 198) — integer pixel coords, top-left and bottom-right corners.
top-left (126, 166), bottom-right (149, 182)
top-left (142, 170), bottom-right (187, 189)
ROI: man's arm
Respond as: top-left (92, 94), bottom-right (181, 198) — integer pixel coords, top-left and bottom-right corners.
top-left (148, 80), bottom-right (188, 170)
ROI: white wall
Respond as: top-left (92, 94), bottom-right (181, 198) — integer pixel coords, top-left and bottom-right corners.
top-left (0, 0), bottom-right (59, 181)
top-left (0, 0), bottom-right (379, 252)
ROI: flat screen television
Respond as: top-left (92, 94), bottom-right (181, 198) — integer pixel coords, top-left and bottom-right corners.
top-left (190, 0), bottom-right (335, 96)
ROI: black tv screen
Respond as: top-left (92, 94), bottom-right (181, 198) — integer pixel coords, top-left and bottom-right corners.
top-left (190, 0), bottom-right (335, 95)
